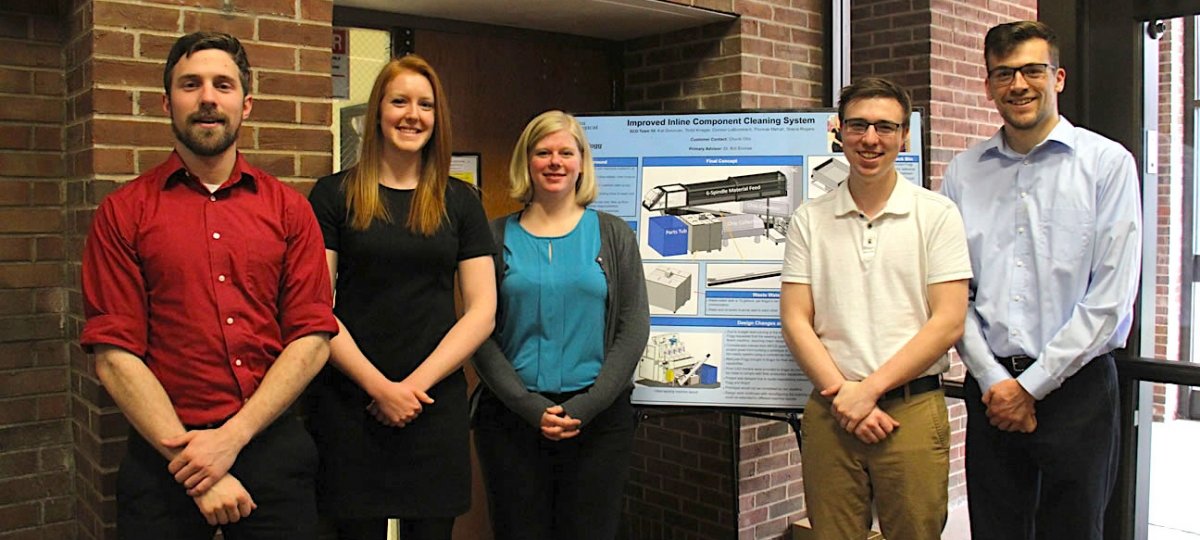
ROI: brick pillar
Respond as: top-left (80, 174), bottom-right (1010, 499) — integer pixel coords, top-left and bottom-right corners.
top-left (0, 1), bottom-right (74, 537)
top-left (63, 1), bottom-right (335, 538)
top-left (849, 0), bottom-right (1037, 507)
top-left (1151, 19), bottom-right (1185, 422)
top-left (622, 1), bottom-right (824, 538)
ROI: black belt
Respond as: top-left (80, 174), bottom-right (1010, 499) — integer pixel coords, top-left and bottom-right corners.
top-left (879, 375), bottom-right (942, 402)
top-left (996, 354), bottom-right (1036, 376)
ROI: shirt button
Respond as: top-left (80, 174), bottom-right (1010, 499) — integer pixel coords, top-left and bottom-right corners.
top-left (1017, 227), bottom-right (1025, 234)
top-left (218, 275), bottom-right (226, 282)
top-left (1010, 329), bottom-right (1019, 336)
top-left (867, 224), bottom-right (873, 229)
top-left (1016, 260), bottom-right (1024, 267)
top-left (1020, 192), bottom-right (1028, 198)
top-left (226, 317), bottom-right (234, 325)
top-left (210, 195), bottom-right (217, 202)
top-left (234, 358), bottom-right (242, 366)
top-left (1013, 295), bottom-right (1021, 302)
top-left (212, 232), bottom-right (221, 239)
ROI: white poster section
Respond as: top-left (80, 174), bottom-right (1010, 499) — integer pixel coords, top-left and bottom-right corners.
top-left (577, 110), bottom-right (925, 409)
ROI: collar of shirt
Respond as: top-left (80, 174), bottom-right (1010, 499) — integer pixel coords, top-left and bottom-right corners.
top-left (982, 115), bottom-right (1078, 160)
top-left (830, 172), bottom-right (916, 219)
top-left (160, 151), bottom-right (259, 195)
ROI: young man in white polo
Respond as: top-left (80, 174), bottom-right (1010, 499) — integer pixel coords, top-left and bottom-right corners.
top-left (780, 77), bottom-right (972, 539)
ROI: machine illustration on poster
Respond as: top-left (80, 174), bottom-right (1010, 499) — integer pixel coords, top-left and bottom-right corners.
top-left (577, 110), bottom-right (924, 410)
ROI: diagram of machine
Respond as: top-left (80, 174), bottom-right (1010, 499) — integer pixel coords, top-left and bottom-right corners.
top-left (643, 171), bottom-right (791, 257)
top-left (810, 157), bottom-right (850, 193)
top-left (645, 267), bottom-right (692, 312)
top-left (636, 333), bottom-right (720, 388)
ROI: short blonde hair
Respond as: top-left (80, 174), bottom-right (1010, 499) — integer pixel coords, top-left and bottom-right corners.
top-left (508, 110), bottom-right (597, 206)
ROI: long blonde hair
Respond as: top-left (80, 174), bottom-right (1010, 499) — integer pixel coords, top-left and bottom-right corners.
top-left (343, 55), bottom-right (452, 235)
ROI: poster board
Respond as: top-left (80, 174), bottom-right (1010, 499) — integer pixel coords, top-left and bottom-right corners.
top-left (576, 109), bottom-right (925, 409)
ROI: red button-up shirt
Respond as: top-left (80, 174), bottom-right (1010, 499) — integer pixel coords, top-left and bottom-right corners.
top-left (81, 152), bottom-right (337, 426)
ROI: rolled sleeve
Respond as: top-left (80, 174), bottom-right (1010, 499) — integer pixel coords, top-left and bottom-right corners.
top-left (278, 192), bottom-right (338, 344)
top-left (81, 197), bottom-right (149, 356)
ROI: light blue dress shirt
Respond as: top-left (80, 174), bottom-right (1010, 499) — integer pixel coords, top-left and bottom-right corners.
top-left (499, 209), bottom-right (607, 393)
top-left (940, 117), bottom-right (1142, 399)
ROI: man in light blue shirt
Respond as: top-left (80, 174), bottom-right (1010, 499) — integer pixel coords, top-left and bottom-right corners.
top-left (941, 20), bottom-right (1141, 540)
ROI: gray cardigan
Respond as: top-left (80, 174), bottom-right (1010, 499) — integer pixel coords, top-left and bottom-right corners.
top-left (472, 210), bottom-right (650, 429)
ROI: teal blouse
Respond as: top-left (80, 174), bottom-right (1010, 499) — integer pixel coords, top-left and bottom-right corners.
top-left (498, 209), bottom-right (607, 393)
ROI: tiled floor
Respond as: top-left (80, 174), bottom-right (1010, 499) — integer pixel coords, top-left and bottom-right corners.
top-left (938, 419), bottom-right (1200, 540)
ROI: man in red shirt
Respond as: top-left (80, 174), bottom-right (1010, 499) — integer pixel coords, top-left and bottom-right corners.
top-left (80, 32), bottom-right (337, 539)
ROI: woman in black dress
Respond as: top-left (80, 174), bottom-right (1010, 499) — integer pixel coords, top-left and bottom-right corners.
top-left (307, 55), bottom-right (496, 540)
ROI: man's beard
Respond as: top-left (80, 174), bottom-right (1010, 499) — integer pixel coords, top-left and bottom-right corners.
top-left (172, 108), bottom-right (239, 157)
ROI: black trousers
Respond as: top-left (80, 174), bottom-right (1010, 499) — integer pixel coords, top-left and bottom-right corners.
top-left (965, 353), bottom-right (1119, 540)
top-left (473, 387), bottom-right (637, 540)
top-left (116, 415), bottom-right (319, 540)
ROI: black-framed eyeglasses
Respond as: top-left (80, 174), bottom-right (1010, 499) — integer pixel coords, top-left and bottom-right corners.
top-left (842, 118), bottom-right (904, 136)
top-left (987, 63), bottom-right (1055, 85)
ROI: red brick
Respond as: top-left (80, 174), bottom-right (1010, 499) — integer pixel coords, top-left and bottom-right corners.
top-left (300, 0), bottom-right (333, 23)
top-left (298, 48), bottom-right (331, 73)
top-left (0, 501), bottom-right (41, 530)
top-left (31, 237), bottom-right (63, 262)
top-left (138, 32), bottom-right (177, 62)
top-left (93, 29), bottom-right (135, 57)
top-left (92, 148), bottom-right (135, 175)
top-left (0, 239), bottom-right (33, 264)
top-left (241, 152), bottom-right (293, 178)
top-left (0, 67), bottom-right (32, 94)
top-left (0, 264), bottom-right (61, 288)
top-left (181, 11), bottom-right (254, 38)
top-left (0, 470), bottom-right (72, 505)
top-left (233, 0), bottom-right (295, 17)
top-left (0, 209), bottom-right (60, 234)
top-left (137, 91), bottom-right (167, 118)
top-left (137, 149), bottom-right (172, 173)
top-left (299, 154), bottom-right (331, 178)
top-left (29, 14), bottom-right (60, 43)
top-left (93, 58), bottom-right (161, 87)
top-left (93, 1), bottom-right (181, 32)
top-left (257, 72), bottom-right (330, 98)
top-left (0, 126), bottom-right (31, 150)
top-left (250, 98), bottom-right (294, 123)
top-left (28, 182), bottom-right (60, 206)
top-left (0, 153), bottom-right (64, 178)
top-left (93, 88), bottom-right (136, 115)
top-left (259, 20), bottom-right (330, 49)
top-left (242, 42), bottom-right (296, 71)
top-left (299, 102), bottom-right (329, 125)
top-left (92, 118), bottom-right (169, 147)
top-left (0, 96), bottom-right (60, 123)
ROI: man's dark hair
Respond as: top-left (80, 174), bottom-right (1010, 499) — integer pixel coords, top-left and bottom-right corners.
top-left (837, 77), bottom-right (912, 125)
top-left (984, 20), bottom-right (1060, 68)
top-left (163, 32), bottom-right (251, 94)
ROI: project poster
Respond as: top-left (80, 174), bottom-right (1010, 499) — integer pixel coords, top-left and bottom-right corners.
top-left (577, 110), bottom-right (924, 410)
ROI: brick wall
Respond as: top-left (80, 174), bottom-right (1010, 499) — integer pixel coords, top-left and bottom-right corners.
top-left (58, 1), bottom-right (335, 538)
top-left (1151, 19), bottom-right (1185, 421)
top-left (848, 0), bottom-right (1037, 509)
top-left (625, 412), bottom-right (736, 539)
top-left (0, 1), bottom-right (75, 537)
top-left (624, 0), bottom-right (824, 112)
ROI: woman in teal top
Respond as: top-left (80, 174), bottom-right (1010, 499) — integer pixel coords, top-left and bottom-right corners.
top-left (473, 110), bottom-right (650, 540)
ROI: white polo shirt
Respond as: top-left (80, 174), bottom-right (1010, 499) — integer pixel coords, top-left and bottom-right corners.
top-left (781, 175), bottom-right (972, 380)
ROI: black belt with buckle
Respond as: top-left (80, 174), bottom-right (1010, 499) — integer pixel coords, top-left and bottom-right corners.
top-left (996, 354), bottom-right (1035, 376)
top-left (879, 375), bottom-right (942, 402)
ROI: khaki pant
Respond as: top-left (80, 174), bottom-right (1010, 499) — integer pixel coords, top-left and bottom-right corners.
top-left (801, 389), bottom-right (950, 540)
